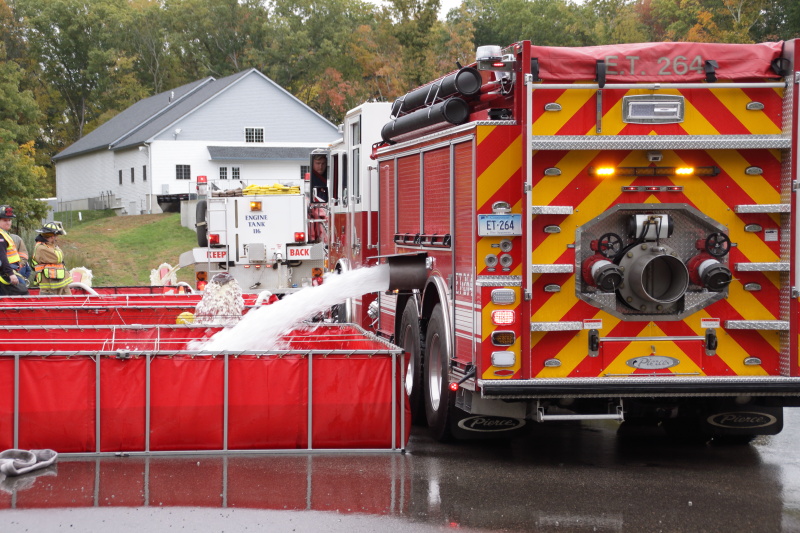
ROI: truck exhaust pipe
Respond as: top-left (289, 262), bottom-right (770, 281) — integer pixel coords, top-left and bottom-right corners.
top-left (387, 254), bottom-right (428, 291)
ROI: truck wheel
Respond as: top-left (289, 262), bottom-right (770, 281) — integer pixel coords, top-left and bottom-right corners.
top-left (661, 418), bottom-right (709, 444)
top-left (424, 303), bottom-right (454, 441)
top-left (399, 299), bottom-right (424, 424)
top-left (712, 434), bottom-right (757, 445)
top-left (196, 200), bottom-right (208, 247)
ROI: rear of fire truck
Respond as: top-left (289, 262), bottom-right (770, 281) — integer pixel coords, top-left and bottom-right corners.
top-left (374, 39), bottom-right (800, 441)
top-left (180, 180), bottom-right (325, 294)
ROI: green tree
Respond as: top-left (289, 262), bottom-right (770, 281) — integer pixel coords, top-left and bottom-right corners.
top-left (456, 0), bottom-right (594, 49)
top-left (588, 0), bottom-right (649, 43)
top-left (163, 0), bottom-right (269, 80)
top-left (388, 0), bottom-right (440, 86)
top-left (126, 0), bottom-right (186, 93)
top-left (246, 0), bottom-right (379, 120)
top-left (0, 46), bottom-right (49, 228)
top-left (15, 0), bottom-right (144, 140)
top-left (749, 0), bottom-right (799, 41)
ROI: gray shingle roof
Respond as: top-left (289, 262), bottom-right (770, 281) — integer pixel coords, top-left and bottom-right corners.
top-left (53, 69), bottom-right (332, 161)
top-left (207, 146), bottom-right (315, 160)
top-left (52, 76), bottom-right (216, 161)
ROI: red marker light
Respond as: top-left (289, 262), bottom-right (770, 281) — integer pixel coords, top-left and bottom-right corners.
top-left (209, 234), bottom-right (220, 245)
top-left (449, 382), bottom-right (459, 391)
top-left (294, 232), bottom-right (306, 242)
top-left (491, 310), bottom-right (516, 325)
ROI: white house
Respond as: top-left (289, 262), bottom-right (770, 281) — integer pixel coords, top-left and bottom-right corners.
top-left (53, 69), bottom-right (341, 215)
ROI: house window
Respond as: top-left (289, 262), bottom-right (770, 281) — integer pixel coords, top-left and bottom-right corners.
top-left (176, 165), bottom-right (191, 180)
top-left (245, 127), bottom-right (264, 143)
top-left (300, 165), bottom-right (310, 180)
top-left (131, 167), bottom-right (135, 183)
top-left (232, 167), bottom-right (240, 180)
top-left (143, 166), bottom-right (147, 181)
top-left (119, 170), bottom-right (122, 185)
top-left (220, 167), bottom-right (228, 180)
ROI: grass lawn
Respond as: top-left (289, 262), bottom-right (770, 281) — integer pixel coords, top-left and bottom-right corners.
top-left (52, 211), bottom-right (197, 287)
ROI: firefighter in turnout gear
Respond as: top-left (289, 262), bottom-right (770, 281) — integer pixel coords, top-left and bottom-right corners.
top-left (0, 205), bottom-right (28, 296)
top-left (32, 222), bottom-right (71, 295)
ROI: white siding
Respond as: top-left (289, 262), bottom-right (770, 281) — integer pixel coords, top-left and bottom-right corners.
top-left (55, 151), bottom-right (115, 208)
top-left (55, 70), bottom-right (340, 215)
top-left (113, 148), bottom-right (153, 214)
top-left (149, 140), bottom-right (319, 200)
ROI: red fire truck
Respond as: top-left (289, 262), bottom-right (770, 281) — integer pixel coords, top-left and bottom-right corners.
top-left (323, 39), bottom-right (800, 442)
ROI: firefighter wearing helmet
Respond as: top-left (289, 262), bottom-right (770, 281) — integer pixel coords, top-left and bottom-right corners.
top-left (32, 222), bottom-right (71, 295)
top-left (0, 205), bottom-right (28, 296)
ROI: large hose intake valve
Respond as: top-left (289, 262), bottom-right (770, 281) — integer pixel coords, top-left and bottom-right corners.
top-left (387, 253), bottom-right (428, 291)
top-left (618, 243), bottom-right (689, 312)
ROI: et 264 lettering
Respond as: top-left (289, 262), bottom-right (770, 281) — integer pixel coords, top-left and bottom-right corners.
top-left (604, 55), bottom-right (705, 76)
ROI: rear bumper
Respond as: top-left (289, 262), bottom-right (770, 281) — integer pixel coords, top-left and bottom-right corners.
top-left (478, 376), bottom-right (800, 399)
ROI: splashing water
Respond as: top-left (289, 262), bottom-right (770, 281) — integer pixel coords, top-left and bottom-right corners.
top-left (196, 264), bottom-right (390, 352)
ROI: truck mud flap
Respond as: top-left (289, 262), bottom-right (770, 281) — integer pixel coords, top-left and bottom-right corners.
top-left (698, 403), bottom-right (783, 437)
top-left (447, 407), bottom-right (528, 440)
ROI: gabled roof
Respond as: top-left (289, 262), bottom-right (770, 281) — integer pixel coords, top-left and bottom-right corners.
top-left (53, 69), bottom-right (334, 161)
top-left (52, 76), bottom-right (214, 161)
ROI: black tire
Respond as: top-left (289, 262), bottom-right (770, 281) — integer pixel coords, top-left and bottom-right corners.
top-left (195, 200), bottom-right (208, 247)
top-left (399, 299), bottom-right (424, 424)
top-left (661, 418), bottom-right (710, 445)
top-left (711, 434), bottom-right (757, 446)
top-left (424, 303), bottom-right (454, 441)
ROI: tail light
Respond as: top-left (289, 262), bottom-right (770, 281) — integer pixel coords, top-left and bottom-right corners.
top-left (491, 331), bottom-right (516, 346)
top-left (209, 233), bottom-right (220, 245)
top-left (491, 310), bottom-right (515, 325)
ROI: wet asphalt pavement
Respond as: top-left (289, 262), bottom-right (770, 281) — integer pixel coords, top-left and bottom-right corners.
top-left (3, 410), bottom-right (800, 532)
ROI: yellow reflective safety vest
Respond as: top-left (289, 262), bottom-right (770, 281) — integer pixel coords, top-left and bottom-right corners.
top-left (0, 227), bottom-right (21, 285)
top-left (32, 242), bottom-right (71, 290)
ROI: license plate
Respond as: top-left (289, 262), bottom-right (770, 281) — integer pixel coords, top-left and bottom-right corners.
top-left (477, 214), bottom-right (522, 236)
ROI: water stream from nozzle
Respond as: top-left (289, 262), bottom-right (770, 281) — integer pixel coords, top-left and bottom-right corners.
top-left (197, 264), bottom-right (390, 352)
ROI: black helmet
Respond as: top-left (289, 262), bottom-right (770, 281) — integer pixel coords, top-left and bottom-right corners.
top-left (36, 222), bottom-right (66, 235)
top-left (0, 205), bottom-right (15, 219)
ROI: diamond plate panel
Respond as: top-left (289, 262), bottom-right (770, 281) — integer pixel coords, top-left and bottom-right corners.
top-left (725, 320), bottom-right (790, 330)
top-left (531, 135), bottom-right (790, 151)
top-left (531, 264), bottom-right (574, 273)
top-left (530, 322), bottom-right (584, 331)
top-left (575, 203), bottom-right (727, 320)
top-left (476, 275), bottom-right (522, 287)
top-left (531, 206), bottom-right (573, 215)
top-left (734, 262), bottom-right (790, 272)
top-left (734, 204), bottom-right (791, 213)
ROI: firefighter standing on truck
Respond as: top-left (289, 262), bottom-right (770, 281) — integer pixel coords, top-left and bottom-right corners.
top-left (32, 222), bottom-right (71, 295)
top-left (0, 205), bottom-right (28, 296)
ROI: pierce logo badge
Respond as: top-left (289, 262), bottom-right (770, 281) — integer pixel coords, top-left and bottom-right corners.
top-left (457, 416), bottom-right (526, 432)
top-left (626, 356), bottom-right (680, 370)
top-left (707, 412), bottom-right (778, 429)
